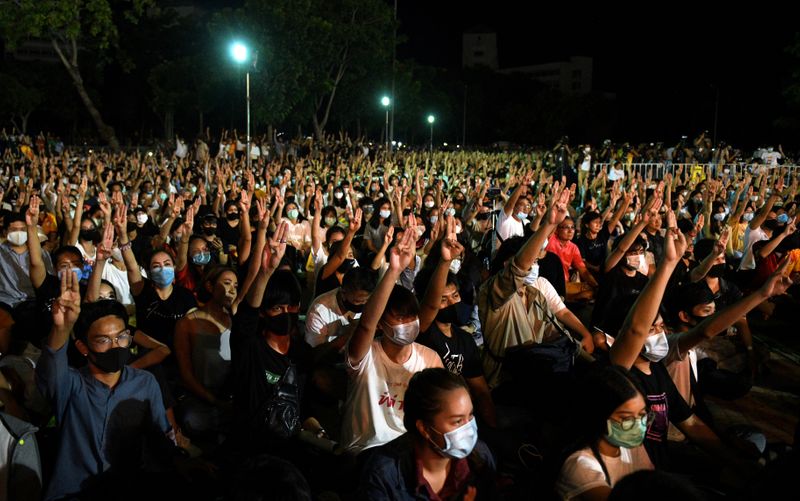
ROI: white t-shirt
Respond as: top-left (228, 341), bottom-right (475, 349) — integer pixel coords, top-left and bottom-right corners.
top-left (76, 244), bottom-right (134, 305)
top-left (175, 139), bottom-right (188, 159)
top-left (608, 166), bottom-right (625, 181)
top-left (530, 277), bottom-right (566, 314)
top-left (580, 153), bottom-right (592, 172)
top-left (556, 445), bottom-right (653, 500)
top-left (738, 226), bottom-right (767, 271)
top-left (762, 151), bottom-right (781, 167)
top-left (341, 340), bottom-right (442, 454)
top-left (304, 288), bottom-right (361, 347)
top-left (496, 210), bottom-right (525, 247)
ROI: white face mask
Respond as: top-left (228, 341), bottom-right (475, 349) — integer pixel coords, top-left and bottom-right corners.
top-left (379, 209), bottom-right (391, 219)
top-left (449, 258), bottom-right (462, 275)
top-left (642, 332), bottom-right (669, 362)
top-left (382, 319), bottom-right (420, 346)
top-left (524, 263), bottom-right (539, 285)
top-left (111, 247), bottom-right (123, 261)
top-left (424, 201), bottom-right (435, 208)
top-left (7, 231), bottom-right (27, 247)
top-left (637, 254), bottom-right (649, 275)
top-left (136, 214), bottom-right (148, 225)
top-left (427, 417), bottom-right (479, 459)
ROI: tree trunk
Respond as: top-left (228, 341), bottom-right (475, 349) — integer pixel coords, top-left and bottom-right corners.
top-left (51, 38), bottom-right (120, 150)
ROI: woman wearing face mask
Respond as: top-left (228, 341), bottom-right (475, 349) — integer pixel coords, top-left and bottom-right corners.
top-left (315, 209), bottom-right (362, 297)
top-left (281, 201), bottom-right (311, 255)
top-left (556, 366), bottom-right (653, 500)
top-left (115, 204), bottom-right (197, 348)
top-left (174, 267), bottom-right (238, 434)
top-left (364, 198), bottom-right (392, 254)
top-left (359, 368), bottom-right (496, 500)
top-left (218, 200), bottom-right (242, 249)
top-left (609, 207), bottom-right (778, 475)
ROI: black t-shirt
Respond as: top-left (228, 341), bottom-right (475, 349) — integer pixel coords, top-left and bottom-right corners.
top-left (133, 279), bottom-right (197, 347)
top-left (230, 303), bottom-right (312, 431)
top-left (645, 230), bottom-right (665, 263)
top-left (630, 362), bottom-right (693, 470)
top-left (591, 266), bottom-right (649, 335)
top-left (538, 251), bottom-right (566, 298)
top-left (417, 323), bottom-right (483, 379)
top-left (218, 219), bottom-right (240, 249)
top-left (315, 267), bottom-right (342, 298)
top-left (575, 226), bottom-right (612, 268)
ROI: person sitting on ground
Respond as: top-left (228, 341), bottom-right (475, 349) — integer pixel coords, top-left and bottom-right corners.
top-left (556, 366), bottom-right (654, 500)
top-left (305, 266), bottom-right (377, 350)
top-left (341, 219), bottom-right (443, 455)
top-left (358, 368), bottom-right (496, 500)
top-left (36, 275), bottom-right (174, 500)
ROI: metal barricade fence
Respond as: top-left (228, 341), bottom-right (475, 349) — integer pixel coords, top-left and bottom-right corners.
top-left (590, 163), bottom-right (800, 183)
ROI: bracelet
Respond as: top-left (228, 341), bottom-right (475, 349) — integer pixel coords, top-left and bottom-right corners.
top-left (118, 241), bottom-right (132, 253)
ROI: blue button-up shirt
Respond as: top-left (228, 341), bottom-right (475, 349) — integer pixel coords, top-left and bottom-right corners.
top-left (36, 343), bottom-right (170, 500)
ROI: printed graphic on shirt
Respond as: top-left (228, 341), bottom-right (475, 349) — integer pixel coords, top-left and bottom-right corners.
top-left (379, 381), bottom-right (407, 412)
top-left (442, 342), bottom-right (464, 375)
top-left (645, 392), bottom-right (668, 442)
top-left (265, 370), bottom-right (281, 384)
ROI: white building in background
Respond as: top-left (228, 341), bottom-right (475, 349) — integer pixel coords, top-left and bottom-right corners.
top-left (462, 28), bottom-right (498, 70)
top-left (500, 56), bottom-right (593, 94)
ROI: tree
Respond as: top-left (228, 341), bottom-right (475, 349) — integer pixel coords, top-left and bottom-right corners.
top-left (212, 0), bottom-right (393, 139)
top-left (0, 0), bottom-right (151, 149)
top-left (0, 70), bottom-right (44, 133)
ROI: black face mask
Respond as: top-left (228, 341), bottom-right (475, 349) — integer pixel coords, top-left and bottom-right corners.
top-left (226, 212), bottom-right (240, 221)
top-left (263, 312), bottom-right (297, 336)
top-left (688, 312), bottom-right (711, 326)
top-left (203, 227), bottom-right (216, 236)
top-left (436, 304), bottom-right (459, 324)
top-left (80, 229), bottom-right (100, 242)
top-left (707, 263), bottom-right (726, 278)
top-left (338, 258), bottom-right (356, 274)
top-left (88, 347), bottom-right (130, 373)
top-left (340, 291), bottom-right (364, 313)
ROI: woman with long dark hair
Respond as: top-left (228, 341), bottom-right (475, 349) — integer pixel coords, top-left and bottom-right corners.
top-left (556, 366), bottom-right (653, 500)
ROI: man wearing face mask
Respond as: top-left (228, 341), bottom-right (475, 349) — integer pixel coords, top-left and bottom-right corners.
top-left (0, 212), bottom-right (54, 309)
top-left (305, 267), bottom-right (377, 349)
top-left (230, 223), bottom-right (315, 451)
top-left (610, 207), bottom-right (793, 474)
top-left (342, 224), bottom-right (443, 455)
top-left (37, 278), bottom-right (174, 500)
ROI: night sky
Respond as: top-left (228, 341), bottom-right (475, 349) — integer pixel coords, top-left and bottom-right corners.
top-left (397, 1), bottom-right (799, 148)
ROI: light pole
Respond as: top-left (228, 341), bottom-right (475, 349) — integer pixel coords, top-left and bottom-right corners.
top-left (427, 114), bottom-right (435, 155)
top-left (230, 41), bottom-right (251, 171)
top-left (381, 96), bottom-right (391, 151)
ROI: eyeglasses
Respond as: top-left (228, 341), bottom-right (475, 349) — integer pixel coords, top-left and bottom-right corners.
top-left (91, 329), bottom-right (133, 349)
top-left (612, 412), bottom-right (655, 431)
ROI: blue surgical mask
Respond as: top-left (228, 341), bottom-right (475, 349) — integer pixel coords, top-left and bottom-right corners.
top-left (150, 266), bottom-right (175, 288)
top-left (777, 213), bottom-right (789, 224)
top-left (58, 267), bottom-right (84, 282)
top-left (516, 211), bottom-right (528, 221)
top-left (191, 252), bottom-right (211, 265)
top-left (743, 212), bottom-right (754, 222)
top-left (605, 415), bottom-right (648, 449)
top-left (427, 417), bottom-right (479, 459)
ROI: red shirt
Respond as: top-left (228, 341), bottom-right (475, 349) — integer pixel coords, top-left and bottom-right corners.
top-left (415, 456), bottom-right (471, 501)
top-left (546, 238), bottom-right (586, 282)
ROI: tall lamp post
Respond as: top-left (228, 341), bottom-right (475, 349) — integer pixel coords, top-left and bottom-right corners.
top-left (230, 41), bottom-right (252, 171)
top-left (427, 114), bottom-right (435, 155)
top-left (381, 96), bottom-right (391, 151)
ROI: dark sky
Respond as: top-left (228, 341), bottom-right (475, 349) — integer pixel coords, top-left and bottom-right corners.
top-left (396, 2), bottom-right (799, 147)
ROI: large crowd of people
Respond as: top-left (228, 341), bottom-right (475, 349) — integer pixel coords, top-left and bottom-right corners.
top-left (0, 127), bottom-right (798, 500)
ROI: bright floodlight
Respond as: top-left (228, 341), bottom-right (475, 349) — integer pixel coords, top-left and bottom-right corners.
top-left (231, 42), bottom-right (249, 63)
top-left (381, 96), bottom-right (391, 107)
top-left (427, 115), bottom-right (435, 124)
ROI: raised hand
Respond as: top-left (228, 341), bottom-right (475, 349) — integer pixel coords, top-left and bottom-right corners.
top-left (263, 221), bottom-right (289, 272)
top-left (113, 204), bottom-right (128, 236)
top-left (663, 209), bottom-right (687, 263)
top-left (759, 255), bottom-right (795, 298)
top-left (383, 225), bottom-right (395, 246)
top-left (388, 223), bottom-right (416, 272)
top-left (349, 208), bottom-right (363, 233)
top-left (97, 223), bottom-right (115, 260)
top-left (26, 195), bottom-right (40, 227)
top-left (255, 197), bottom-right (268, 222)
top-left (546, 187), bottom-right (571, 226)
top-left (52, 268), bottom-right (81, 330)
